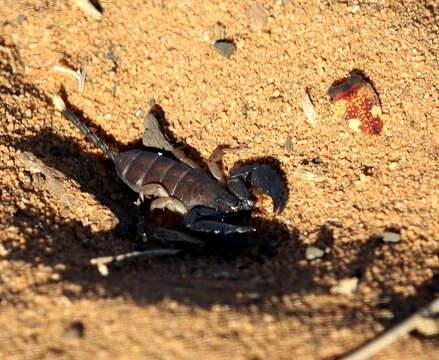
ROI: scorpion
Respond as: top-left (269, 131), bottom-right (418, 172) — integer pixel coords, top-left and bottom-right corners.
top-left (53, 95), bottom-right (286, 245)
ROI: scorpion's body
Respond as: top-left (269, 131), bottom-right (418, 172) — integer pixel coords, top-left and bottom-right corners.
top-left (115, 150), bottom-right (238, 213)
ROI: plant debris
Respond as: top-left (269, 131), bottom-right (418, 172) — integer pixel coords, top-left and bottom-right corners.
top-left (300, 90), bottom-right (316, 127)
top-left (71, 0), bottom-right (102, 20)
top-left (246, 2), bottom-right (269, 32)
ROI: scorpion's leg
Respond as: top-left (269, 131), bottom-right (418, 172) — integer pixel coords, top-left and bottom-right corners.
top-left (182, 206), bottom-right (254, 236)
top-left (228, 164), bottom-right (287, 214)
top-left (150, 197), bottom-right (188, 215)
top-left (139, 183), bottom-right (169, 202)
top-left (139, 183), bottom-right (188, 215)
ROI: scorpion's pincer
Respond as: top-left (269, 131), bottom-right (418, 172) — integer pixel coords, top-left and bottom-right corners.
top-left (251, 164), bottom-right (287, 214)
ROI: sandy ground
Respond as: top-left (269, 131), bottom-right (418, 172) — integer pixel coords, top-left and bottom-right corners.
top-left (0, 0), bottom-right (438, 359)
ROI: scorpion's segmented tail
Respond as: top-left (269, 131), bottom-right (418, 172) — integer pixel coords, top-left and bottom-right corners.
top-left (53, 95), bottom-right (118, 162)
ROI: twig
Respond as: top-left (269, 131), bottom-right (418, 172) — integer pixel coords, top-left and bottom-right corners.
top-left (90, 249), bottom-right (182, 276)
top-left (78, 64), bottom-right (87, 91)
top-left (53, 64), bottom-right (87, 91)
top-left (53, 65), bottom-right (80, 80)
top-left (340, 297), bottom-right (439, 360)
top-left (90, 249), bottom-right (181, 266)
top-left (0, 45), bottom-right (17, 74)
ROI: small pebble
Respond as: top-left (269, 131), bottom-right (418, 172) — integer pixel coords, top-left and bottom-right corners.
top-left (213, 41), bottom-right (236, 59)
top-left (111, 81), bottom-right (118, 96)
top-left (135, 109), bottom-right (145, 118)
top-left (312, 158), bottom-right (321, 165)
top-left (285, 135), bottom-right (293, 153)
top-left (330, 277), bottom-right (358, 297)
top-left (0, 243), bottom-right (9, 256)
top-left (377, 309), bottom-right (394, 320)
top-left (22, 173), bottom-right (32, 186)
top-left (389, 161), bottom-right (398, 170)
top-left (381, 231), bottom-right (401, 243)
top-left (17, 15), bottom-right (27, 24)
top-left (399, 85), bottom-right (410, 99)
top-left (64, 321), bottom-right (85, 340)
top-left (97, 263), bottom-right (109, 276)
top-left (107, 45), bottom-right (119, 64)
top-left (50, 273), bottom-right (61, 281)
top-left (305, 246), bottom-right (324, 260)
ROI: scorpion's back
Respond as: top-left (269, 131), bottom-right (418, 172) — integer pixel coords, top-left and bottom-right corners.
top-left (115, 150), bottom-right (235, 211)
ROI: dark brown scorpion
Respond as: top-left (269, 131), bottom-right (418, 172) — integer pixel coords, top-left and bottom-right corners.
top-left (53, 95), bottom-right (286, 243)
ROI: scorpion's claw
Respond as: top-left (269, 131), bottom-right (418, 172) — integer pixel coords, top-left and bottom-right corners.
top-left (250, 164), bottom-right (287, 214)
top-left (228, 163), bottom-right (287, 214)
top-left (186, 220), bottom-right (255, 236)
top-left (182, 206), bottom-right (255, 238)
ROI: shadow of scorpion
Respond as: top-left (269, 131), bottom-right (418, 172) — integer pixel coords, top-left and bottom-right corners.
top-left (53, 95), bottom-right (287, 256)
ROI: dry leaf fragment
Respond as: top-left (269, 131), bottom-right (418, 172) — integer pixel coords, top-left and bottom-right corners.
top-left (300, 90), bottom-right (316, 127)
top-left (246, 2), bottom-right (268, 31)
top-left (71, 0), bottom-right (102, 20)
top-left (209, 23), bottom-right (226, 42)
